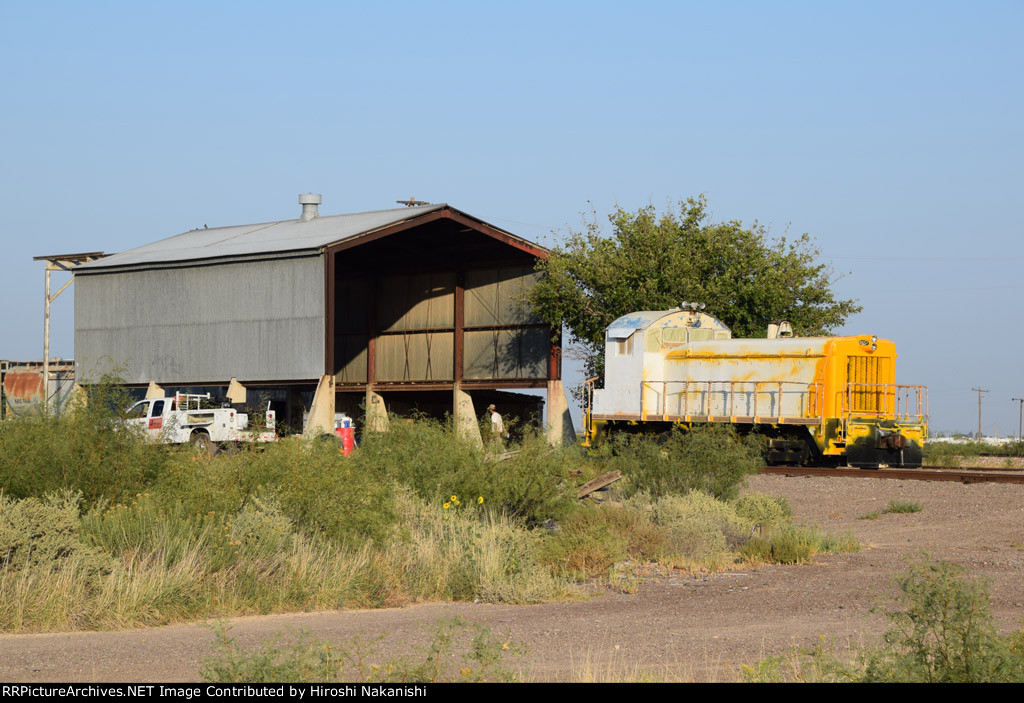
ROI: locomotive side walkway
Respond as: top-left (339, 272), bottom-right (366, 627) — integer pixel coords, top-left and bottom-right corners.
top-left (1, 475), bottom-right (1022, 682)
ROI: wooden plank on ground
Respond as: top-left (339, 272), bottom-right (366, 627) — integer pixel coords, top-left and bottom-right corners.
top-left (577, 470), bottom-right (622, 499)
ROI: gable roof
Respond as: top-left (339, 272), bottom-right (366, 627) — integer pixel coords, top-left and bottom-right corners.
top-left (75, 204), bottom-right (546, 273)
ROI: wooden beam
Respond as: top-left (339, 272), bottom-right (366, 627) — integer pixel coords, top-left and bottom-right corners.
top-left (577, 471), bottom-right (622, 499)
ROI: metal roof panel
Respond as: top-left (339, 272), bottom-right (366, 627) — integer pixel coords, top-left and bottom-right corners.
top-left (76, 204), bottom-right (448, 271)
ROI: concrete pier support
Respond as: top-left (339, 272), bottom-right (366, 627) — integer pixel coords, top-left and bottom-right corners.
top-left (453, 383), bottom-right (483, 448)
top-left (304, 375), bottom-right (335, 436)
top-left (545, 380), bottom-right (577, 446)
top-left (365, 389), bottom-right (389, 433)
top-left (67, 382), bottom-right (88, 411)
top-left (226, 378), bottom-right (247, 404)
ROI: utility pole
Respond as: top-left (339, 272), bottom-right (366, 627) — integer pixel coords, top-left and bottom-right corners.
top-left (972, 387), bottom-right (989, 440)
top-left (1012, 397), bottom-right (1024, 446)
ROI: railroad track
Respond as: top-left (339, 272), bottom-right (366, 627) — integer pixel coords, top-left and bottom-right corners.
top-left (761, 465), bottom-right (1024, 485)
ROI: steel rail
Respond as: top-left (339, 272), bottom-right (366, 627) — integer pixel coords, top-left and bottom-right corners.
top-left (760, 465), bottom-right (1024, 485)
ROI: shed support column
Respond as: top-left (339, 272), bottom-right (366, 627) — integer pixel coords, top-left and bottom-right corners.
top-left (226, 378), bottom-right (247, 404)
top-left (67, 382), bottom-right (87, 411)
top-left (453, 382), bottom-right (483, 448)
top-left (305, 375), bottom-right (335, 436)
top-left (545, 380), bottom-right (577, 447)
top-left (145, 381), bottom-right (164, 399)
top-left (365, 389), bottom-right (389, 433)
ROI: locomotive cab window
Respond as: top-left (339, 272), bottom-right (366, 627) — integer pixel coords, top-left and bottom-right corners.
top-left (615, 336), bottom-right (634, 356)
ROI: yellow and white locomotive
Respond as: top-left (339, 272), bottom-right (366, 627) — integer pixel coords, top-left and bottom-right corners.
top-left (582, 304), bottom-right (928, 468)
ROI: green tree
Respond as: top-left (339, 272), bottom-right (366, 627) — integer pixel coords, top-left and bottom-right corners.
top-left (528, 196), bottom-right (861, 377)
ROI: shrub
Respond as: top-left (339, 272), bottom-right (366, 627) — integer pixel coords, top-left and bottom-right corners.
top-left (739, 524), bottom-right (858, 565)
top-left (154, 439), bottom-right (397, 547)
top-left (624, 491), bottom-right (752, 563)
top-left (884, 500), bottom-right (923, 515)
top-left (607, 425), bottom-right (763, 500)
top-left (227, 495), bottom-right (295, 560)
top-left (733, 492), bottom-right (792, 527)
top-left (862, 556), bottom-right (1024, 682)
top-left (80, 494), bottom-right (236, 571)
top-left (356, 418), bottom-right (577, 524)
top-left (201, 618), bottom-right (523, 683)
top-left (741, 556), bottom-right (1024, 682)
top-left (389, 489), bottom-right (570, 604)
top-left (0, 491), bottom-right (111, 578)
top-left (0, 380), bottom-right (169, 506)
top-left (538, 505), bottom-right (629, 579)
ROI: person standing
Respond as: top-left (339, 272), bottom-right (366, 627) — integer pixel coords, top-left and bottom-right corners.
top-left (487, 403), bottom-right (506, 446)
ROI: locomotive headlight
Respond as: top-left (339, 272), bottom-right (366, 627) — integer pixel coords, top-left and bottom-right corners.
top-left (871, 343), bottom-right (877, 351)
top-left (871, 335), bottom-right (877, 343)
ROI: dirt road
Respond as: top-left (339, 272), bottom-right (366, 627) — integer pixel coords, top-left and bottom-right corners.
top-left (2, 474), bottom-right (1023, 682)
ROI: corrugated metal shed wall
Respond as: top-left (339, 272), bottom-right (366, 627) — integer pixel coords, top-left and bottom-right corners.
top-left (75, 256), bottom-right (325, 384)
top-left (464, 264), bottom-right (547, 380)
top-left (376, 271), bottom-right (456, 382)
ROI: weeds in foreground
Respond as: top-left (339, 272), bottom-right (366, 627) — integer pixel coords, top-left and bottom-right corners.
top-left (859, 500), bottom-right (923, 520)
top-left (200, 617), bottom-right (523, 683)
top-left (739, 524), bottom-right (858, 565)
top-left (602, 424), bottom-right (764, 501)
top-left (741, 555), bottom-right (1024, 682)
top-left (1, 401), bottom-right (844, 633)
top-left (884, 500), bottom-right (923, 515)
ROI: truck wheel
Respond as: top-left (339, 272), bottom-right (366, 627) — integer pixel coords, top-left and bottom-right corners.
top-left (190, 431), bottom-right (214, 455)
top-left (219, 441), bottom-right (239, 455)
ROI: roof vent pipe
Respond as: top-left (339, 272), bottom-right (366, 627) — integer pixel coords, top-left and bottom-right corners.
top-left (299, 193), bottom-right (322, 222)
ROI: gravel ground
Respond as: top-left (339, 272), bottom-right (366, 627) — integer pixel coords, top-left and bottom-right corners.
top-left (1, 474), bottom-right (1023, 683)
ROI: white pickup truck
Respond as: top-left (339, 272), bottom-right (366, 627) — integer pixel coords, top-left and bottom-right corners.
top-left (125, 392), bottom-right (277, 452)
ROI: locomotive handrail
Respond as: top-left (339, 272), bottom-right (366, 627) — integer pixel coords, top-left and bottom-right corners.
top-left (640, 379), bottom-right (826, 429)
top-left (582, 376), bottom-right (599, 443)
top-left (840, 383), bottom-right (929, 436)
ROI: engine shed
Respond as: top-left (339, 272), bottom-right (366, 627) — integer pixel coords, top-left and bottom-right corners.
top-left (72, 195), bottom-right (574, 443)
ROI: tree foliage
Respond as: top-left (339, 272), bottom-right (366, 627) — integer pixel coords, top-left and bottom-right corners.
top-left (528, 196), bottom-right (861, 374)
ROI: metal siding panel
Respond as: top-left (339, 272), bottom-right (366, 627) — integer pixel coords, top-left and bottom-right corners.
top-left (465, 268), bottom-right (500, 326)
top-left (461, 328), bottom-right (548, 381)
top-left (376, 335), bottom-right (405, 381)
top-left (334, 333), bottom-right (368, 383)
top-left (377, 272), bottom-right (454, 332)
top-left (465, 265), bottom-right (543, 326)
top-left (463, 330), bottom-right (497, 380)
top-left (75, 257), bottom-right (325, 384)
top-left (375, 332), bottom-right (453, 381)
top-left (520, 327), bottom-right (549, 378)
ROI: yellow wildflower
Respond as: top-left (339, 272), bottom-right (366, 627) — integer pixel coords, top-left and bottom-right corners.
top-left (444, 502), bottom-right (451, 510)
top-left (478, 496), bottom-right (484, 504)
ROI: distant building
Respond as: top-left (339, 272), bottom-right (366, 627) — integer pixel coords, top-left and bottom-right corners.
top-left (0, 359), bottom-right (75, 416)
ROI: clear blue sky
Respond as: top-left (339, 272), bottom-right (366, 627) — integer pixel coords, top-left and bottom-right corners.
top-left (2, 1), bottom-right (1021, 434)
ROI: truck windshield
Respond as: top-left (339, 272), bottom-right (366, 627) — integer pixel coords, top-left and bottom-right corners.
top-left (126, 402), bottom-right (148, 419)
